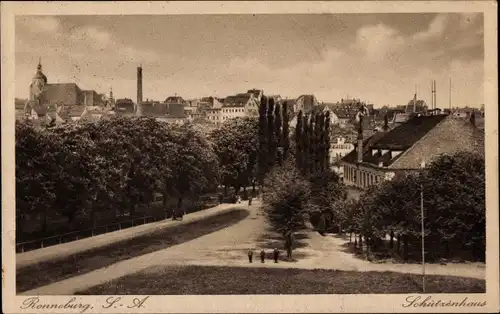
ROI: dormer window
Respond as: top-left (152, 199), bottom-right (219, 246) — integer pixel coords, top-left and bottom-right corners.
top-left (391, 150), bottom-right (403, 159)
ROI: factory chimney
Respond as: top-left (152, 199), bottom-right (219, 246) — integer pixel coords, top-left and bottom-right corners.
top-left (136, 65), bottom-right (143, 116)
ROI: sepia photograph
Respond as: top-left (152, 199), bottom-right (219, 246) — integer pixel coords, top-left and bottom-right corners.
top-left (2, 1), bottom-right (498, 313)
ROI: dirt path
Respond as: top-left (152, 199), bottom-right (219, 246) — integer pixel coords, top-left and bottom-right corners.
top-left (22, 200), bottom-right (484, 295)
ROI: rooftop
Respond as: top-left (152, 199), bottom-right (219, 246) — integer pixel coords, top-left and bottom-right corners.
top-left (342, 114), bottom-right (483, 169)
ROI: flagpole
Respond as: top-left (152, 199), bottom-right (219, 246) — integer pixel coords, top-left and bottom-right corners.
top-left (420, 160), bottom-right (426, 293)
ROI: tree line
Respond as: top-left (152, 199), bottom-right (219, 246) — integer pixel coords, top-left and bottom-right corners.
top-left (336, 151), bottom-right (485, 262)
top-left (16, 117), bottom-right (219, 236)
top-left (254, 96), bottom-right (347, 259)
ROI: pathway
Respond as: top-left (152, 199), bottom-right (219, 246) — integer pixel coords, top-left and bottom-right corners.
top-left (22, 200), bottom-right (485, 295)
top-left (17, 203), bottom-right (240, 269)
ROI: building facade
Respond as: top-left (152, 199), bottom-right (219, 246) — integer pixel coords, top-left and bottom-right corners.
top-left (341, 113), bottom-right (484, 190)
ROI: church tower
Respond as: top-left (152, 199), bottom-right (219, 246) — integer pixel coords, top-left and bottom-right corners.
top-left (29, 58), bottom-right (48, 101)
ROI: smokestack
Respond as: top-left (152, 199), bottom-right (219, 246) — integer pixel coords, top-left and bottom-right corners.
top-left (137, 66), bottom-right (143, 116)
top-left (357, 115), bottom-right (364, 163)
top-left (434, 80), bottom-right (437, 111)
top-left (449, 77), bottom-right (452, 111)
top-left (430, 80), bottom-right (434, 111)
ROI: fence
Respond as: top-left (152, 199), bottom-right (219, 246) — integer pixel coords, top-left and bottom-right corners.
top-left (16, 215), bottom-right (163, 254)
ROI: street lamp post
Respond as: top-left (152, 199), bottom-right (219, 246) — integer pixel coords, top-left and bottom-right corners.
top-left (420, 160), bottom-right (426, 293)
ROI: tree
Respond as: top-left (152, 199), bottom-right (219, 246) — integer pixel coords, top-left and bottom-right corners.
top-left (282, 101), bottom-right (290, 161)
top-left (422, 152), bottom-right (485, 261)
top-left (349, 151), bottom-right (486, 262)
top-left (274, 102), bottom-right (282, 165)
top-left (210, 117), bottom-right (259, 195)
top-left (323, 112), bottom-right (331, 170)
top-left (308, 169), bottom-right (347, 233)
top-left (294, 110), bottom-right (303, 171)
top-left (302, 114), bottom-right (311, 174)
top-left (257, 96), bottom-right (268, 187)
top-left (16, 121), bottom-right (58, 233)
top-left (267, 98), bottom-right (276, 169)
top-left (166, 123), bottom-right (219, 218)
top-left (262, 164), bottom-right (311, 238)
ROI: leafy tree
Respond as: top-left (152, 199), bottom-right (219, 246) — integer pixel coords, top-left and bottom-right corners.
top-left (308, 169), bottom-right (347, 233)
top-left (348, 151), bottom-right (485, 261)
top-left (16, 121), bottom-right (58, 233)
top-left (210, 117), bottom-right (259, 195)
top-left (165, 123), bottom-right (219, 218)
top-left (262, 164), bottom-right (311, 238)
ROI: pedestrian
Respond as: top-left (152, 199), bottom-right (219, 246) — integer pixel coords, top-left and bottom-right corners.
top-left (260, 250), bottom-right (265, 263)
top-left (273, 248), bottom-right (279, 263)
top-left (248, 250), bottom-right (253, 263)
top-left (248, 195), bottom-right (253, 206)
top-left (218, 193), bottom-right (223, 204)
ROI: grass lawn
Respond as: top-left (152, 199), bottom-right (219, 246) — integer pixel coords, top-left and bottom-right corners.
top-left (17, 209), bottom-right (248, 293)
top-left (78, 265), bottom-right (485, 295)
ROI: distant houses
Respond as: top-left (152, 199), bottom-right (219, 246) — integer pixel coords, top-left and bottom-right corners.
top-left (18, 60), bottom-right (114, 125)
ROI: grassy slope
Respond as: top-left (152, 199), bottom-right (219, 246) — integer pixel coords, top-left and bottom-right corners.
top-left (17, 209), bottom-right (249, 293)
top-left (78, 265), bottom-right (485, 295)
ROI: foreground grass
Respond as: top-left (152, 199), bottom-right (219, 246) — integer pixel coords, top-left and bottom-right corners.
top-left (17, 209), bottom-right (249, 293)
top-left (78, 265), bottom-right (485, 294)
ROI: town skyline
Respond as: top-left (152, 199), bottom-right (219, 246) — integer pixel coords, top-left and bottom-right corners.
top-left (16, 13), bottom-right (484, 107)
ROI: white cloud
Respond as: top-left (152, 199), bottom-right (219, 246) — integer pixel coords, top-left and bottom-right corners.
top-left (355, 24), bottom-right (405, 60)
top-left (413, 14), bottom-right (448, 41)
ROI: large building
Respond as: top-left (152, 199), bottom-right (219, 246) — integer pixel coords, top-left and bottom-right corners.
top-left (22, 60), bottom-right (109, 123)
top-left (341, 113), bottom-right (483, 190)
top-left (295, 94), bottom-right (318, 113)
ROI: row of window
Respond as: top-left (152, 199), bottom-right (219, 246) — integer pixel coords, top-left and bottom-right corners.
top-left (222, 108), bottom-right (245, 113)
top-left (344, 165), bottom-right (382, 188)
top-left (331, 144), bottom-right (352, 150)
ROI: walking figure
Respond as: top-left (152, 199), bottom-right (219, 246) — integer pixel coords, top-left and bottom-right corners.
top-left (284, 230), bottom-right (294, 261)
top-left (248, 196), bottom-right (253, 206)
top-left (273, 248), bottom-right (280, 263)
top-left (248, 250), bottom-right (253, 263)
top-left (260, 250), bottom-right (265, 263)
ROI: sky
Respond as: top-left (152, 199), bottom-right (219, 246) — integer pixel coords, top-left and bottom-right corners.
top-left (15, 13), bottom-right (484, 107)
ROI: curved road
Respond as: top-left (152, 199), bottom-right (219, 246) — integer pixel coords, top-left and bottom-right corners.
top-left (22, 201), bottom-right (265, 295)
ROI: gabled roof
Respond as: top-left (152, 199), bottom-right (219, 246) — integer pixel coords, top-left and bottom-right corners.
top-left (41, 83), bottom-right (82, 106)
top-left (165, 96), bottom-right (185, 104)
top-left (142, 101), bottom-right (168, 116)
top-left (341, 114), bottom-right (482, 169)
top-left (223, 93), bottom-right (252, 107)
top-left (372, 114), bottom-right (447, 150)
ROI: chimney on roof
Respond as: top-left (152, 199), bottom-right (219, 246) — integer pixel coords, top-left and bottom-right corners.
top-left (136, 66), bottom-right (143, 116)
top-left (357, 115), bottom-right (364, 163)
